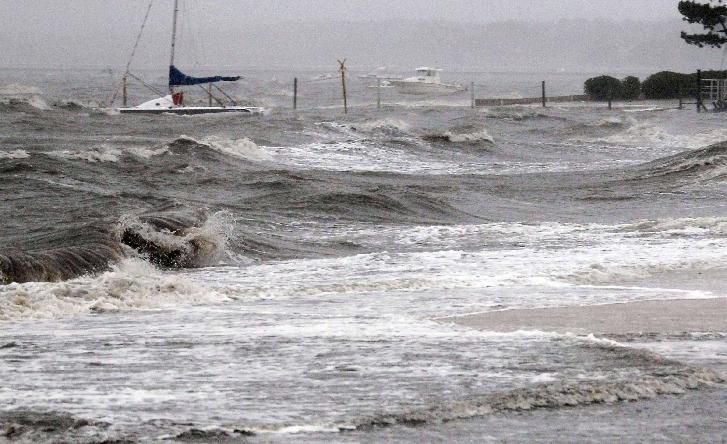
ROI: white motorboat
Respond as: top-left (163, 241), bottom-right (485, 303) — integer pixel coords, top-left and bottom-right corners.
top-left (114, 0), bottom-right (263, 115)
top-left (358, 66), bottom-right (402, 81)
top-left (389, 67), bottom-right (464, 95)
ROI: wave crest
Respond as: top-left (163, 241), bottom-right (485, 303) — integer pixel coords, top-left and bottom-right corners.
top-left (423, 128), bottom-right (494, 144)
top-left (168, 135), bottom-right (271, 161)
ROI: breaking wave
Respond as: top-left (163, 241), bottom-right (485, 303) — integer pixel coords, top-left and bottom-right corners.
top-left (632, 140), bottom-right (727, 181)
top-left (115, 212), bottom-right (232, 268)
top-left (0, 212), bottom-right (232, 286)
top-left (0, 242), bottom-right (124, 285)
top-left (0, 84), bottom-right (49, 111)
top-left (423, 127), bottom-right (494, 144)
top-left (353, 366), bottom-right (721, 430)
top-left (349, 341), bottom-right (723, 431)
top-left (49, 146), bottom-right (123, 163)
top-left (291, 189), bottom-right (472, 223)
top-left (167, 135), bottom-right (272, 161)
top-left (595, 122), bottom-right (727, 149)
top-left (0, 149), bottom-right (30, 160)
top-left (0, 258), bottom-right (231, 320)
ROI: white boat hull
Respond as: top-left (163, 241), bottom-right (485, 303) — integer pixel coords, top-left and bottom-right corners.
top-left (118, 106), bottom-right (264, 115)
top-left (117, 95), bottom-right (263, 115)
top-left (389, 80), bottom-right (464, 95)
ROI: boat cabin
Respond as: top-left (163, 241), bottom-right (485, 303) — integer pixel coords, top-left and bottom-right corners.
top-left (415, 67), bottom-right (442, 81)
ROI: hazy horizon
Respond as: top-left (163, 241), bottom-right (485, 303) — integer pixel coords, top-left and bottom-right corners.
top-left (1, 0), bottom-right (724, 72)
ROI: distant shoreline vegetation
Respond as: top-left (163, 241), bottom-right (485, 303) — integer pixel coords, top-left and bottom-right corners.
top-left (584, 70), bottom-right (727, 101)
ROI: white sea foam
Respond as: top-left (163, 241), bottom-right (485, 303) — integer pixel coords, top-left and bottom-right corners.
top-left (174, 135), bottom-right (272, 161)
top-left (443, 128), bottom-right (495, 144)
top-left (626, 216), bottom-right (727, 235)
top-left (352, 118), bottom-right (412, 133)
top-left (201, 135), bottom-right (272, 161)
top-left (125, 145), bottom-right (169, 159)
top-left (115, 211), bottom-right (233, 268)
top-left (0, 258), bottom-right (231, 321)
top-left (595, 122), bottom-right (727, 149)
top-left (50, 146), bottom-right (123, 163)
top-left (0, 149), bottom-right (30, 160)
top-left (0, 84), bottom-right (49, 110)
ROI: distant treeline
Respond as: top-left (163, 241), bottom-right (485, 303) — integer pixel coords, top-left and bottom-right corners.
top-left (584, 70), bottom-right (727, 101)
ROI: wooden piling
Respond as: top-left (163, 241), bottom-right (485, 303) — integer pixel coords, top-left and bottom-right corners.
top-left (607, 88), bottom-right (612, 110)
top-left (697, 69), bottom-right (702, 114)
top-left (293, 77), bottom-right (298, 110)
top-left (471, 81), bottom-right (475, 108)
top-left (338, 59), bottom-right (348, 114)
top-left (377, 78), bottom-right (381, 110)
top-left (122, 75), bottom-right (128, 107)
top-left (541, 81), bottom-right (546, 107)
top-left (208, 84), bottom-right (213, 107)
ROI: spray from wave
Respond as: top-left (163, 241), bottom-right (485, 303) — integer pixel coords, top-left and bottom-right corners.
top-left (0, 150), bottom-right (30, 160)
top-left (423, 127), bottom-right (494, 144)
top-left (169, 135), bottom-right (272, 161)
top-left (632, 140), bottom-right (727, 181)
top-left (0, 84), bottom-right (49, 111)
top-left (0, 258), bottom-right (232, 320)
top-left (0, 212), bottom-right (233, 285)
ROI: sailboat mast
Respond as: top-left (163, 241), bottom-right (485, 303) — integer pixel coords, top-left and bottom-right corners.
top-left (169, 0), bottom-right (179, 93)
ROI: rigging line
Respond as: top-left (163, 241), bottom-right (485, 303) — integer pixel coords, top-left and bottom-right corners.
top-left (126, 72), bottom-right (165, 96)
top-left (211, 83), bottom-right (238, 105)
top-left (109, 0), bottom-right (155, 106)
top-left (196, 84), bottom-right (225, 106)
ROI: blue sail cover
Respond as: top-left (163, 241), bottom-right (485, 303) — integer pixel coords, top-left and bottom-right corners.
top-left (169, 65), bottom-right (241, 87)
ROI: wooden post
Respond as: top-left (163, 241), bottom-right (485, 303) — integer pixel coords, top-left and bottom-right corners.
top-left (471, 81), bottom-right (475, 108)
top-left (293, 77), bottom-right (298, 110)
top-left (122, 75), bottom-right (128, 107)
top-left (377, 77), bottom-right (381, 109)
top-left (207, 84), bottom-right (213, 107)
top-left (679, 97), bottom-right (683, 110)
top-left (541, 81), bottom-right (546, 107)
top-left (697, 69), bottom-right (702, 114)
top-left (338, 59), bottom-right (348, 114)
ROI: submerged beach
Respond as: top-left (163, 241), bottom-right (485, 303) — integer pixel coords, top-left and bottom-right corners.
top-left (0, 69), bottom-right (726, 442)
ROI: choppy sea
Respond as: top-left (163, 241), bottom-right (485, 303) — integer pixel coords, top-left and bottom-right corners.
top-left (0, 68), bottom-right (726, 442)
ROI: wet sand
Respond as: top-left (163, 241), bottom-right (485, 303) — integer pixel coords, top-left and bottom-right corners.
top-left (443, 298), bottom-right (727, 337)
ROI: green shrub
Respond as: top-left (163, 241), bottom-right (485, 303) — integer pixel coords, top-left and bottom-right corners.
top-left (584, 76), bottom-right (623, 101)
top-left (641, 71), bottom-right (695, 99)
top-left (622, 76), bottom-right (641, 100)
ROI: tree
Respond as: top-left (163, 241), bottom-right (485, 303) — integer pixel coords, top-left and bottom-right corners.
top-left (641, 71), bottom-right (695, 99)
top-left (622, 76), bottom-right (641, 100)
top-left (584, 76), bottom-right (623, 101)
top-left (679, 0), bottom-right (727, 47)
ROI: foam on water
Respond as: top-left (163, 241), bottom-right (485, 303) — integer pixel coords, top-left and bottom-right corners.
top-left (0, 258), bottom-right (231, 320)
top-left (4, 78), bottom-right (727, 440)
top-left (198, 135), bottom-right (273, 161)
top-left (0, 149), bottom-right (30, 160)
top-left (593, 121), bottom-right (727, 149)
top-left (49, 145), bottom-right (123, 163)
top-left (0, 84), bottom-right (49, 110)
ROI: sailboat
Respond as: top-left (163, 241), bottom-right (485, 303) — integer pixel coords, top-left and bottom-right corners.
top-left (116, 0), bottom-right (263, 115)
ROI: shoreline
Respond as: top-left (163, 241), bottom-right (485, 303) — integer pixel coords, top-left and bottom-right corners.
top-left (441, 297), bottom-right (727, 337)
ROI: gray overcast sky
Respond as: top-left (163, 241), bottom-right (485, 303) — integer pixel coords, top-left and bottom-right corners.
top-left (3, 0), bottom-right (681, 27)
top-left (1, 1), bottom-right (715, 71)
top-left (234, 0), bottom-right (682, 22)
